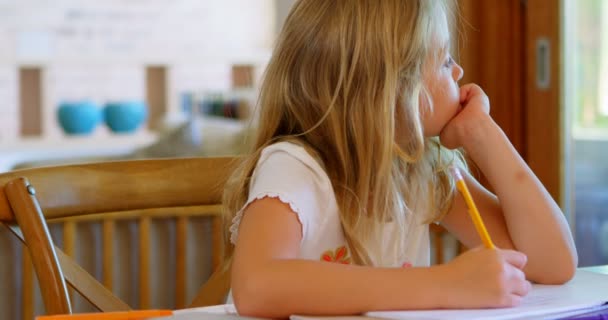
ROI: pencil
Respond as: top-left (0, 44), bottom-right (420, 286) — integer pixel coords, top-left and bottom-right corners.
top-left (35, 309), bottom-right (173, 320)
top-left (449, 166), bottom-right (496, 249)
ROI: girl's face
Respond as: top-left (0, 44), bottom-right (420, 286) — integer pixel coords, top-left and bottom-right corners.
top-left (420, 13), bottom-right (464, 137)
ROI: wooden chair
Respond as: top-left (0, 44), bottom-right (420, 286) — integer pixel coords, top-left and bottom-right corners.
top-left (0, 157), bottom-right (238, 316)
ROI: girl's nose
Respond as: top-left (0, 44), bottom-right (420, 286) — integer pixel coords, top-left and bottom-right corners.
top-left (454, 63), bottom-right (464, 82)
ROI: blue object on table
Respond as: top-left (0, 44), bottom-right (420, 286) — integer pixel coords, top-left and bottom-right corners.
top-left (103, 100), bottom-right (148, 133)
top-left (57, 101), bottom-right (102, 135)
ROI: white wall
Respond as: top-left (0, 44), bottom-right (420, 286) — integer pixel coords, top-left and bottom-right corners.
top-left (275, 0), bottom-right (297, 34)
top-left (0, 0), bottom-right (276, 140)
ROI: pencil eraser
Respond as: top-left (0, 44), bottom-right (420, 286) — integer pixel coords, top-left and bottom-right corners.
top-left (449, 166), bottom-right (463, 180)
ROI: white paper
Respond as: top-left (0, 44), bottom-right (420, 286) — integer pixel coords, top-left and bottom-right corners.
top-left (365, 270), bottom-right (608, 320)
top-left (171, 271), bottom-right (608, 320)
top-left (173, 304), bottom-right (238, 316)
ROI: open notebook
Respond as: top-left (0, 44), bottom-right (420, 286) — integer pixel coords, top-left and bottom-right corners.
top-left (166, 270), bottom-right (608, 320)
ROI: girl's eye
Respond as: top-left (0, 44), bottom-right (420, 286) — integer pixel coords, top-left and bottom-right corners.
top-left (444, 56), bottom-right (454, 68)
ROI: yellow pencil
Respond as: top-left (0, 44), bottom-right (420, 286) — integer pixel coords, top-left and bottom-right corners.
top-left (450, 166), bottom-right (496, 249)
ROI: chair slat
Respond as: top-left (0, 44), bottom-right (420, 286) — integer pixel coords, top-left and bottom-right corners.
top-left (433, 230), bottom-right (444, 264)
top-left (57, 248), bottom-right (130, 312)
top-left (212, 216), bottom-right (222, 271)
top-left (102, 219), bottom-right (114, 290)
top-left (139, 217), bottom-right (151, 309)
top-left (63, 221), bottom-right (76, 304)
top-left (175, 216), bottom-right (188, 309)
top-left (0, 187), bottom-right (13, 221)
top-left (6, 178), bottom-right (71, 315)
top-left (63, 221), bottom-right (76, 257)
top-left (22, 246), bottom-right (34, 320)
top-left (47, 205), bottom-right (223, 224)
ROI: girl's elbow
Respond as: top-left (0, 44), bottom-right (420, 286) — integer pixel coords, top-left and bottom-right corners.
top-left (233, 298), bottom-right (266, 318)
top-left (535, 252), bottom-right (578, 285)
top-left (559, 251), bottom-right (579, 283)
top-left (556, 249), bottom-right (579, 284)
top-left (232, 276), bottom-right (276, 318)
top-left (550, 261), bottom-right (576, 284)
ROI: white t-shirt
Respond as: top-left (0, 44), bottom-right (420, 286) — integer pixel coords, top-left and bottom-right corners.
top-left (229, 141), bottom-right (430, 268)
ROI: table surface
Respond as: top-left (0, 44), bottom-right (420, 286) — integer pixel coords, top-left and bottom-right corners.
top-left (581, 265), bottom-right (608, 275)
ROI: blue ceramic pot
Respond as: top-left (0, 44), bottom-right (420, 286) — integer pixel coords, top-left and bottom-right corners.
top-left (103, 101), bottom-right (148, 133)
top-left (57, 101), bottom-right (102, 135)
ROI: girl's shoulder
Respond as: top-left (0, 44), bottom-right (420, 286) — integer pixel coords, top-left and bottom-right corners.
top-left (230, 140), bottom-right (337, 245)
top-left (257, 140), bottom-right (327, 179)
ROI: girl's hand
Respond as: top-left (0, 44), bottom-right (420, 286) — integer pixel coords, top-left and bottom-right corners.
top-left (439, 84), bottom-right (493, 150)
top-left (439, 247), bottom-right (532, 308)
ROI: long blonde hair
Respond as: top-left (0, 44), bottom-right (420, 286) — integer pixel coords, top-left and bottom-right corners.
top-left (223, 0), bottom-right (464, 266)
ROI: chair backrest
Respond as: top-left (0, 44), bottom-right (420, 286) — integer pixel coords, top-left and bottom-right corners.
top-left (0, 157), bottom-right (239, 316)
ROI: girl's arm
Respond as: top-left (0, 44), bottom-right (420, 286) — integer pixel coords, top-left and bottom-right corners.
top-left (439, 84), bottom-right (578, 285)
top-left (232, 197), bottom-right (530, 318)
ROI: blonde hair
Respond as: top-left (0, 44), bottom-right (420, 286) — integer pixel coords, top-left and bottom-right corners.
top-left (223, 0), bottom-right (465, 266)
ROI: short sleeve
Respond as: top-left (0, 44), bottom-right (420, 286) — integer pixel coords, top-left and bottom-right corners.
top-left (229, 142), bottom-right (332, 244)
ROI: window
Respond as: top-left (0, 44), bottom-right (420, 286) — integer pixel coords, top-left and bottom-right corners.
top-left (565, 0), bottom-right (608, 266)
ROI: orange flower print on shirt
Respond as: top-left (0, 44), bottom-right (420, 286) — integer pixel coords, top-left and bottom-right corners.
top-left (321, 246), bottom-right (351, 264)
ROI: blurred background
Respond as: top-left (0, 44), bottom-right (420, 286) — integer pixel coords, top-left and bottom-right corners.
top-left (565, 0), bottom-right (608, 268)
top-left (0, 0), bottom-right (298, 171)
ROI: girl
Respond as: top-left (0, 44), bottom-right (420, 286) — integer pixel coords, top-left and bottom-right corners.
top-left (223, 0), bottom-right (578, 318)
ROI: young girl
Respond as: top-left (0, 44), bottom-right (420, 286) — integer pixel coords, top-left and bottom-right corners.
top-left (223, 0), bottom-right (578, 317)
